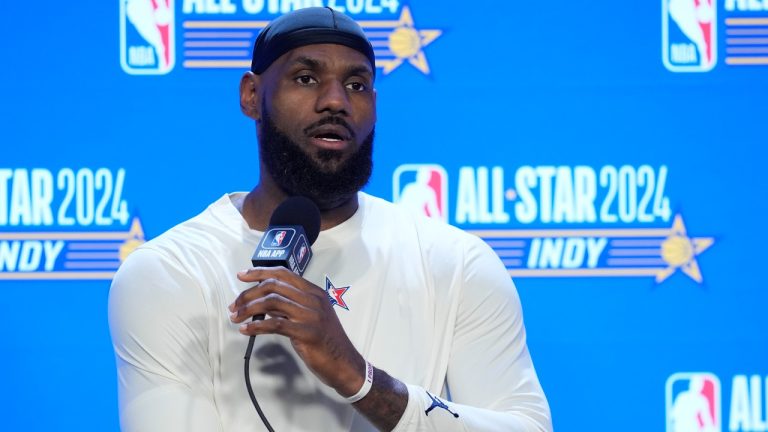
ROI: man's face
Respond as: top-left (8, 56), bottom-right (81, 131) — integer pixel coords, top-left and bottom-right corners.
top-left (247, 44), bottom-right (377, 209)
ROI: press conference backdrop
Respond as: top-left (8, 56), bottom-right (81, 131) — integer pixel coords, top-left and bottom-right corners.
top-left (1, 0), bottom-right (766, 431)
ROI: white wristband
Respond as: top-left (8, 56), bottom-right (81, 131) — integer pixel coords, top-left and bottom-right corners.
top-left (346, 360), bottom-right (374, 404)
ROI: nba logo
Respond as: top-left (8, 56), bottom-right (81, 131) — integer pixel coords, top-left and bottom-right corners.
top-left (662, 0), bottom-right (717, 72)
top-left (666, 372), bottom-right (721, 432)
top-left (294, 236), bottom-right (311, 273)
top-left (393, 164), bottom-right (448, 222)
top-left (272, 231), bottom-right (287, 247)
top-left (120, 0), bottom-right (175, 75)
top-left (297, 245), bottom-right (308, 263)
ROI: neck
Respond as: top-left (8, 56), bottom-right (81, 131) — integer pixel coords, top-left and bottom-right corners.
top-left (239, 172), bottom-right (359, 232)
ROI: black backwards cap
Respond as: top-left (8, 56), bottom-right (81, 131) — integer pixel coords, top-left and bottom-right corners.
top-left (250, 7), bottom-right (376, 77)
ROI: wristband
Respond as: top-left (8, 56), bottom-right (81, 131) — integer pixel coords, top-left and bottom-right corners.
top-left (346, 360), bottom-right (374, 403)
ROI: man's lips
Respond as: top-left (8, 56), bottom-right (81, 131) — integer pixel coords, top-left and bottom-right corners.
top-left (307, 124), bottom-right (352, 150)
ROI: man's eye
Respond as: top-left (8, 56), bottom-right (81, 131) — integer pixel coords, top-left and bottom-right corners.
top-left (296, 75), bottom-right (317, 85)
top-left (346, 82), bottom-right (367, 92)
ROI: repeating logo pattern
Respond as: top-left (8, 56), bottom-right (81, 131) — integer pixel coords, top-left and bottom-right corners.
top-left (121, 0), bottom-right (176, 75)
top-left (392, 164), bottom-right (449, 222)
top-left (122, 3), bottom-right (442, 76)
top-left (663, 0), bottom-right (717, 72)
top-left (392, 164), bottom-right (715, 284)
top-left (666, 372), bottom-right (721, 432)
top-left (0, 168), bottom-right (141, 281)
top-left (663, 0), bottom-right (768, 71)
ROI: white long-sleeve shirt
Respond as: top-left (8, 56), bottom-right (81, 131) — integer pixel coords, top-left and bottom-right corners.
top-left (108, 192), bottom-right (551, 431)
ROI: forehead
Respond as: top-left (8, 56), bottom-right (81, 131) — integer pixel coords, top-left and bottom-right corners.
top-left (272, 44), bottom-right (373, 74)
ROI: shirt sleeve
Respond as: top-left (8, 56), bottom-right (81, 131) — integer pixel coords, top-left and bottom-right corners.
top-left (108, 247), bottom-right (224, 432)
top-left (392, 235), bottom-right (552, 432)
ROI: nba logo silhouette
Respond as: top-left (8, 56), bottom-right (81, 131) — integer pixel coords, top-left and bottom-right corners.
top-left (666, 372), bottom-right (721, 432)
top-left (297, 245), bottom-right (308, 263)
top-left (120, 0), bottom-right (175, 75)
top-left (393, 164), bottom-right (449, 222)
top-left (272, 231), bottom-right (287, 247)
top-left (294, 236), bottom-right (311, 273)
top-left (662, 0), bottom-right (717, 72)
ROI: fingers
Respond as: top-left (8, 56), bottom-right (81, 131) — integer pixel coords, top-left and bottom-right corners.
top-left (230, 290), bottom-right (318, 324)
top-left (232, 267), bottom-right (325, 310)
top-left (230, 283), bottom-right (319, 323)
top-left (238, 316), bottom-right (305, 338)
top-left (230, 268), bottom-right (328, 324)
top-left (237, 266), bottom-right (302, 285)
top-left (229, 267), bottom-right (335, 341)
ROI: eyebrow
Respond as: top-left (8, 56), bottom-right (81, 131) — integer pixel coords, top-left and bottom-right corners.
top-left (289, 55), bottom-right (373, 79)
top-left (292, 56), bottom-right (321, 70)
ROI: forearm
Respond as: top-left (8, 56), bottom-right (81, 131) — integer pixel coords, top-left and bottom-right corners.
top-left (391, 383), bottom-right (551, 432)
top-left (348, 369), bottom-right (550, 432)
top-left (352, 366), bottom-right (409, 431)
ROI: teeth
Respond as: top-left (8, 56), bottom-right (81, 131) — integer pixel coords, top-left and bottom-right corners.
top-left (319, 136), bottom-right (341, 141)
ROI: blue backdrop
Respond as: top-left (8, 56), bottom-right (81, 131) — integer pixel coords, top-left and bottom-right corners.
top-left (1, 1), bottom-right (766, 430)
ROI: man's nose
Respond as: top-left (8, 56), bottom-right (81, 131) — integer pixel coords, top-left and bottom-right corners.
top-left (314, 80), bottom-right (351, 115)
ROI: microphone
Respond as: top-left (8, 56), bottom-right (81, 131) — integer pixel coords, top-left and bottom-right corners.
top-left (248, 195), bottom-right (321, 322)
top-left (244, 196), bottom-right (321, 432)
top-left (251, 196), bottom-right (321, 276)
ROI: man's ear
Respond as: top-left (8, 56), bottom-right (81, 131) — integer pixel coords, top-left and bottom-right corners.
top-left (240, 71), bottom-right (262, 120)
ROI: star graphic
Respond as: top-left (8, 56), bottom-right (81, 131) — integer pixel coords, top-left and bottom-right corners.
top-left (655, 215), bottom-right (715, 284)
top-left (325, 276), bottom-right (350, 310)
top-left (119, 217), bottom-right (146, 262)
top-left (359, 6), bottom-right (442, 75)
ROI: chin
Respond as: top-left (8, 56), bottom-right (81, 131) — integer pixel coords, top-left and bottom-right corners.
top-left (312, 149), bottom-right (348, 169)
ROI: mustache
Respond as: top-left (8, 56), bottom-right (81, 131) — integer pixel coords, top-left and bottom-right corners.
top-left (302, 116), bottom-right (356, 140)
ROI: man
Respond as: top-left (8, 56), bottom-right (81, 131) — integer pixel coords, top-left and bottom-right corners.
top-left (109, 7), bottom-right (551, 432)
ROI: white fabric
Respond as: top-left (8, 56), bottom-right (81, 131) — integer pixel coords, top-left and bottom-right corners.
top-left (108, 192), bottom-right (552, 432)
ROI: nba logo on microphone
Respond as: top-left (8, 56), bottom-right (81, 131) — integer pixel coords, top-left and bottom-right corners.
top-left (272, 231), bottom-right (287, 247)
top-left (297, 245), bottom-right (308, 264)
top-left (262, 228), bottom-right (295, 250)
top-left (662, 0), bottom-right (717, 72)
top-left (665, 372), bottom-right (721, 432)
top-left (294, 236), bottom-right (311, 273)
top-left (393, 164), bottom-right (449, 222)
top-left (120, 0), bottom-right (175, 75)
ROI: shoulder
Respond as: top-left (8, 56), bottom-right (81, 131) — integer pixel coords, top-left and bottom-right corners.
top-left (129, 194), bottom-right (247, 272)
top-left (109, 197), bottom-right (237, 336)
top-left (362, 192), bottom-right (489, 243)
top-left (144, 198), bottom-right (234, 257)
top-left (109, 210), bottom-right (217, 316)
top-left (111, 194), bottom-right (245, 305)
top-left (359, 192), bottom-right (496, 269)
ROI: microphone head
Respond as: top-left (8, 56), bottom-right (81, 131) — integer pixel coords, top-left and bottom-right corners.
top-left (269, 196), bottom-right (321, 245)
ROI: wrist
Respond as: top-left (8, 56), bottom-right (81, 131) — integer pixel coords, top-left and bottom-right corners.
top-left (335, 356), bottom-right (369, 399)
top-left (344, 360), bottom-right (374, 404)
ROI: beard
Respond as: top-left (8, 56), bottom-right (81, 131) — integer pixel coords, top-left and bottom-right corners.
top-left (258, 109), bottom-right (374, 211)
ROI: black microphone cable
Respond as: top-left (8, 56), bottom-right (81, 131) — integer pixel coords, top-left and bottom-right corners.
top-left (242, 196), bottom-right (320, 432)
top-left (244, 313), bottom-right (275, 432)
